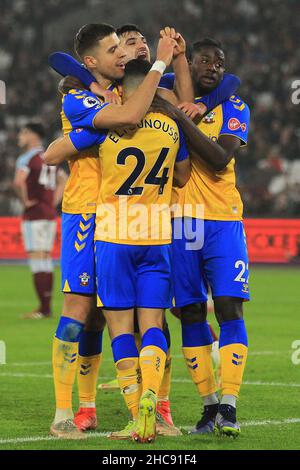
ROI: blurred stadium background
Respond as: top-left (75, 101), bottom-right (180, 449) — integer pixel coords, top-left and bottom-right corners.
top-left (1, 0), bottom-right (300, 265)
top-left (1, 0), bottom-right (300, 218)
top-left (1, 0), bottom-right (300, 451)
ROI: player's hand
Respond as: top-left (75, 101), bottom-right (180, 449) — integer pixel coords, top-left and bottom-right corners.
top-left (156, 36), bottom-right (177, 67)
top-left (90, 83), bottom-right (121, 104)
top-left (58, 76), bottom-right (85, 95)
top-left (160, 27), bottom-right (186, 57)
top-left (173, 33), bottom-right (186, 57)
top-left (24, 199), bottom-right (38, 209)
top-left (160, 26), bottom-right (177, 40)
top-left (178, 102), bottom-right (206, 122)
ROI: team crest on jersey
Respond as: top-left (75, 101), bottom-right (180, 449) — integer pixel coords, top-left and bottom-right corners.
top-left (79, 272), bottom-right (90, 286)
top-left (83, 96), bottom-right (100, 108)
top-left (203, 111), bottom-right (215, 124)
top-left (228, 117), bottom-right (247, 132)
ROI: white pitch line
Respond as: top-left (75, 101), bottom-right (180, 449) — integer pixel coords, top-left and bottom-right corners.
top-left (7, 351), bottom-right (288, 367)
top-left (9, 361), bottom-right (52, 367)
top-left (1, 372), bottom-right (300, 388)
top-left (0, 431), bottom-right (108, 446)
top-left (181, 417), bottom-right (300, 432)
top-left (1, 418), bottom-right (300, 446)
top-left (0, 372), bottom-right (114, 380)
top-left (243, 380), bottom-right (300, 388)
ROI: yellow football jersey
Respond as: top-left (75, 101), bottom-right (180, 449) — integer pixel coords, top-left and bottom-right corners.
top-left (92, 113), bottom-right (188, 244)
top-left (61, 86), bottom-right (119, 214)
top-left (173, 95), bottom-right (250, 220)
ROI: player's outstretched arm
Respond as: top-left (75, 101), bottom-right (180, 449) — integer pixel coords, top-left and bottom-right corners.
top-left (173, 159), bottom-right (191, 187)
top-left (159, 28), bottom-right (194, 104)
top-left (44, 128), bottom-right (105, 165)
top-left (44, 136), bottom-right (80, 165)
top-left (93, 36), bottom-right (176, 129)
top-left (170, 107), bottom-right (242, 171)
top-left (50, 53), bottom-right (121, 103)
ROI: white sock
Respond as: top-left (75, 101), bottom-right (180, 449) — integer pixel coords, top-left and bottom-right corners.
top-left (80, 402), bottom-right (96, 408)
top-left (221, 394), bottom-right (237, 408)
top-left (203, 393), bottom-right (219, 406)
top-left (54, 408), bottom-right (74, 424)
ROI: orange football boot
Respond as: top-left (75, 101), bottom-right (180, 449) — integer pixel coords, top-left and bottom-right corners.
top-left (74, 407), bottom-right (97, 431)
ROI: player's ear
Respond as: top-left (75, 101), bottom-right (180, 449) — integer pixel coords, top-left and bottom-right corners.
top-left (84, 55), bottom-right (97, 70)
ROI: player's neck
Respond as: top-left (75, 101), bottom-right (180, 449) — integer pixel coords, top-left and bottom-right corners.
top-left (193, 80), bottom-right (215, 98)
top-left (26, 140), bottom-right (42, 151)
top-left (92, 70), bottom-right (113, 90)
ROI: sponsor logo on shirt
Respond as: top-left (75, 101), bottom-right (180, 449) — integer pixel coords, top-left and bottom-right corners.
top-left (228, 117), bottom-right (247, 132)
top-left (83, 96), bottom-right (100, 108)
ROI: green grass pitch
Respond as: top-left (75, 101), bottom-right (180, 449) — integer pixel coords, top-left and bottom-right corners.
top-left (0, 265), bottom-right (300, 450)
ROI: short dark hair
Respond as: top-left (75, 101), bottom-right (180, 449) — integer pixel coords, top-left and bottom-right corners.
top-left (122, 59), bottom-right (151, 88)
top-left (23, 122), bottom-right (45, 139)
top-left (124, 58), bottom-right (151, 77)
top-left (116, 24), bottom-right (143, 37)
top-left (189, 37), bottom-right (224, 60)
top-left (74, 23), bottom-right (115, 59)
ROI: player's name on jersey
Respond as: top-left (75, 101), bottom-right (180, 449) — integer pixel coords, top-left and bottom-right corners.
top-left (95, 199), bottom-right (204, 249)
top-left (108, 118), bottom-right (179, 145)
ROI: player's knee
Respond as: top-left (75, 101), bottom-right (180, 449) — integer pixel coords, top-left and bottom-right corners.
top-left (62, 294), bottom-right (93, 323)
top-left (180, 303), bottom-right (207, 325)
top-left (170, 306), bottom-right (181, 320)
top-left (213, 296), bottom-right (243, 324)
top-left (85, 306), bottom-right (106, 331)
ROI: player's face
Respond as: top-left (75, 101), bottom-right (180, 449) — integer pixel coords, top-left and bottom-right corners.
top-left (89, 33), bottom-right (127, 81)
top-left (119, 31), bottom-right (151, 62)
top-left (191, 46), bottom-right (225, 93)
top-left (18, 128), bottom-right (31, 149)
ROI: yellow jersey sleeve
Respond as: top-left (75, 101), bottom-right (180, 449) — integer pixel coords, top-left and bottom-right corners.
top-left (60, 87), bottom-right (118, 214)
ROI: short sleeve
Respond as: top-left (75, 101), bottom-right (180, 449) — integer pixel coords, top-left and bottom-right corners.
top-left (158, 73), bottom-right (175, 90)
top-left (15, 149), bottom-right (37, 172)
top-left (176, 124), bottom-right (189, 162)
top-left (219, 97), bottom-right (250, 146)
top-left (63, 90), bottom-right (110, 129)
top-left (69, 128), bottom-right (107, 151)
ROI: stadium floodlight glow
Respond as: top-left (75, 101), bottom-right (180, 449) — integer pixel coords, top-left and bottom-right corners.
top-left (0, 81), bottom-right (6, 105)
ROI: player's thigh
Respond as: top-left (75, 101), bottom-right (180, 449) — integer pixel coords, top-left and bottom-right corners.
top-left (61, 213), bottom-right (96, 295)
top-left (22, 219), bottom-right (56, 253)
top-left (95, 241), bottom-right (136, 309)
top-left (171, 217), bottom-right (208, 307)
top-left (203, 220), bottom-right (250, 301)
top-left (136, 244), bottom-right (172, 309)
top-left (213, 296), bottom-right (244, 324)
top-left (102, 309), bottom-right (134, 340)
top-left (138, 308), bottom-right (165, 337)
top-left (84, 304), bottom-right (106, 331)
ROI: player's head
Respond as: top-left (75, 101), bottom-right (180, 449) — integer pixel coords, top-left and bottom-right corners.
top-left (189, 38), bottom-right (225, 94)
top-left (117, 24), bottom-right (151, 62)
top-left (121, 58), bottom-right (152, 100)
top-left (74, 23), bottom-right (126, 81)
top-left (18, 122), bottom-right (45, 150)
